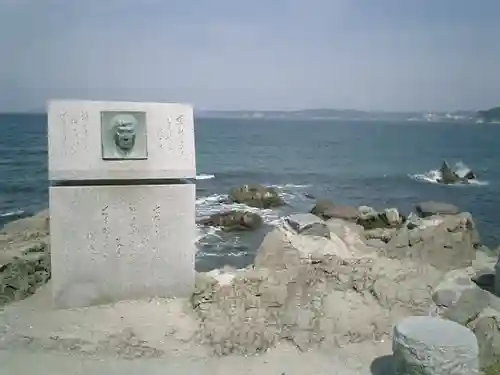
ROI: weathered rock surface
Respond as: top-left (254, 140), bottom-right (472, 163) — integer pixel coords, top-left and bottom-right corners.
top-left (197, 210), bottom-right (263, 232)
top-left (310, 199), bottom-right (359, 221)
top-left (193, 217), bottom-right (449, 355)
top-left (285, 213), bottom-right (330, 238)
top-left (416, 201), bottom-right (460, 217)
top-left (228, 184), bottom-right (284, 209)
top-left (1, 204), bottom-right (499, 369)
top-left (0, 211), bottom-right (51, 306)
top-left (438, 160), bottom-right (477, 185)
top-left (384, 212), bottom-right (477, 271)
top-left (393, 316), bottom-right (479, 374)
top-left (356, 206), bottom-right (404, 230)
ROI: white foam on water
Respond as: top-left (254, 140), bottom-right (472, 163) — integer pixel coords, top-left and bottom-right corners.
top-left (268, 183), bottom-right (311, 189)
top-left (409, 161), bottom-right (489, 186)
top-left (195, 173), bottom-right (215, 180)
top-left (0, 209), bottom-right (24, 218)
top-left (195, 193), bottom-right (281, 224)
top-left (195, 183), bottom-right (313, 258)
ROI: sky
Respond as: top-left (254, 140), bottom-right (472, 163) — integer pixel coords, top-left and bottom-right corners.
top-left (0, 0), bottom-right (499, 112)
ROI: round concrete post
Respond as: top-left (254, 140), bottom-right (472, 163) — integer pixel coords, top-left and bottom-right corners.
top-left (392, 316), bottom-right (479, 375)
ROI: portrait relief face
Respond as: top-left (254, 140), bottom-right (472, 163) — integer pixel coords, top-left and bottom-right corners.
top-left (101, 110), bottom-right (148, 160)
top-left (111, 114), bottom-right (138, 152)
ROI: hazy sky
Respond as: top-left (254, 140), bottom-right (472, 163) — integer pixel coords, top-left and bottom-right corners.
top-left (1, 0), bottom-right (499, 112)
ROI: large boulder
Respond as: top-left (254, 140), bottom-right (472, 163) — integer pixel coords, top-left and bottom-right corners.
top-left (357, 206), bottom-right (404, 230)
top-left (428, 251), bottom-right (500, 371)
top-left (439, 160), bottom-right (461, 184)
top-left (385, 213), bottom-right (477, 271)
top-left (193, 220), bottom-right (447, 355)
top-left (438, 161), bottom-right (477, 184)
top-left (310, 199), bottom-right (359, 221)
top-left (228, 184), bottom-right (284, 209)
top-left (197, 210), bottom-right (263, 232)
top-left (285, 213), bottom-right (330, 238)
top-left (415, 201), bottom-right (460, 218)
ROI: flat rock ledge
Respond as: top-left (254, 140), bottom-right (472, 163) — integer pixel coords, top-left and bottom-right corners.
top-left (393, 316), bottom-right (479, 375)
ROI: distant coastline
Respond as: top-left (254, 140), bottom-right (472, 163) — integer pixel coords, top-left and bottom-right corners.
top-left (196, 108), bottom-right (479, 123)
top-left (2, 107), bottom-right (499, 123)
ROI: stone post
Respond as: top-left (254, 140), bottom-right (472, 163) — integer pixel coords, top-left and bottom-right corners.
top-left (392, 315), bottom-right (479, 375)
top-left (47, 100), bottom-right (196, 309)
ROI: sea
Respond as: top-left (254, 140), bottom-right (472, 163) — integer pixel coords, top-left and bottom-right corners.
top-left (1, 113), bottom-right (499, 271)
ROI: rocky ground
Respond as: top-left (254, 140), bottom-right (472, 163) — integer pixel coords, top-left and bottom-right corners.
top-left (1, 192), bottom-right (500, 374)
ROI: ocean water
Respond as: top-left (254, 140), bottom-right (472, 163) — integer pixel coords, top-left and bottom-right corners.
top-left (1, 114), bottom-right (499, 271)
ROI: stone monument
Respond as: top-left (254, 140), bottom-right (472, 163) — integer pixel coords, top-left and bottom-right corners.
top-left (48, 100), bottom-right (196, 309)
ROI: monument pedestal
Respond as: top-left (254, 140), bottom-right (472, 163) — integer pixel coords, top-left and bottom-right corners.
top-left (47, 100), bottom-right (197, 309)
top-left (49, 184), bottom-right (195, 309)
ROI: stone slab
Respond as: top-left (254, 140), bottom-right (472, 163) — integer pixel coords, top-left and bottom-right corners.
top-left (393, 315), bottom-right (479, 374)
top-left (48, 100), bottom-right (196, 180)
top-left (49, 184), bottom-right (196, 309)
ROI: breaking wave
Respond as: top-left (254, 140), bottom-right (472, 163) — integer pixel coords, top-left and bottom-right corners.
top-left (196, 173), bottom-right (215, 180)
top-left (194, 183), bottom-right (313, 260)
top-left (409, 161), bottom-right (489, 186)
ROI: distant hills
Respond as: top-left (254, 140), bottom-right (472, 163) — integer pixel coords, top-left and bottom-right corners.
top-left (3, 106), bottom-right (500, 123)
top-left (196, 108), bottom-right (479, 122)
top-left (477, 107), bottom-right (500, 123)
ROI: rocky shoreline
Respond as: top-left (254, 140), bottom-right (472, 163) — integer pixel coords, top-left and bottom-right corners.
top-left (1, 186), bottom-right (500, 373)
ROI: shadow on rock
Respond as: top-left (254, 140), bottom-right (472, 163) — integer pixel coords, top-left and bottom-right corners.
top-left (370, 355), bottom-right (394, 375)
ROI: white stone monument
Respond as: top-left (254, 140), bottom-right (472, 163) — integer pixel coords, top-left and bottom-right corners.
top-left (47, 100), bottom-right (196, 309)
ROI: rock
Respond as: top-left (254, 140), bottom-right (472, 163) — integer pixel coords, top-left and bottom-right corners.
top-left (0, 246), bottom-right (51, 306)
top-left (303, 192), bottom-right (316, 200)
top-left (383, 208), bottom-right (402, 226)
top-left (0, 210), bottom-right (50, 239)
top-left (415, 201), bottom-right (459, 218)
top-left (197, 210), bottom-right (263, 232)
top-left (392, 316), bottom-right (479, 375)
top-left (495, 254), bottom-right (500, 298)
top-left (471, 315), bottom-right (500, 370)
top-left (357, 206), bottom-right (385, 229)
top-left (443, 288), bottom-right (492, 326)
top-left (364, 228), bottom-right (396, 243)
top-left (439, 160), bottom-right (461, 184)
top-left (0, 211), bottom-right (51, 306)
top-left (358, 205), bottom-right (378, 220)
top-left (472, 271), bottom-right (495, 293)
top-left (285, 213), bottom-right (330, 239)
top-left (193, 268), bottom-right (286, 355)
top-left (325, 218), bottom-right (367, 249)
top-left (370, 258), bottom-right (442, 315)
top-left (310, 199), bottom-right (335, 219)
top-left (464, 170), bottom-right (477, 180)
top-left (194, 253), bottom-right (391, 355)
top-left (310, 200), bottom-right (359, 221)
top-left (386, 213), bottom-right (476, 271)
top-left (432, 268), bottom-right (477, 307)
top-left (228, 184), bottom-right (284, 209)
top-left (357, 206), bottom-right (403, 230)
top-left (256, 221), bottom-right (374, 266)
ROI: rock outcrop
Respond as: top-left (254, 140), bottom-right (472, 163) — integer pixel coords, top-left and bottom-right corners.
top-left (2, 202), bottom-right (500, 371)
top-left (310, 199), bottom-right (359, 221)
top-left (197, 210), bottom-right (263, 232)
top-left (193, 214), bottom-right (453, 355)
top-left (228, 184), bottom-right (284, 209)
top-left (438, 160), bottom-right (477, 185)
top-left (0, 210), bottom-right (51, 306)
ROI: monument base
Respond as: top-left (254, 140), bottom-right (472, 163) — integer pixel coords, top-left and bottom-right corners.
top-left (49, 184), bottom-right (195, 309)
